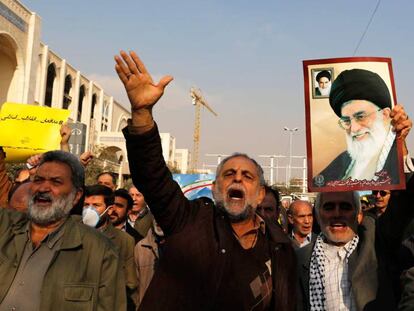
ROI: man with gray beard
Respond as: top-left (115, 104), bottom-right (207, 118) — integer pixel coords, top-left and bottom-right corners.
top-left (314, 69), bottom-right (409, 186)
top-left (0, 150), bottom-right (126, 311)
top-left (116, 50), bottom-right (296, 311)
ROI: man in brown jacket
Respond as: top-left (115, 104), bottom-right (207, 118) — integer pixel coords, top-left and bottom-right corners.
top-left (115, 50), bottom-right (296, 311)
top-left (0, 150), bottom-right (126, 311)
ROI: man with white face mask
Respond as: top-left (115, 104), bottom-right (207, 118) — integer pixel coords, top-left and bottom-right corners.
top-left (314, 69), bottom-right (412, 186)
top-left (83, 185), bottom-right (138, 311)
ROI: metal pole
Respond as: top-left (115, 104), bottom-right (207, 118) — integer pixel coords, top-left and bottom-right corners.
top-left (302, 158), bottom-right (307, 193)
top-left (270, 157), bottom-right (274, 185)
top-left (288, 131), bottom-right (293, 188)
top-left (284, 127), bottom-right (298, 189)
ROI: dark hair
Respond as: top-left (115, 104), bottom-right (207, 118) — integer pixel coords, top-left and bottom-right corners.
top-left (216, 153), bottom-right (265, 186)
top-left (97, 172), bottom-right (117, 185)
top-left (264, 185), bottom-right (280, 209)
top-left (85, 184), bottom-right (114, 207)
top-left (40, 150), bottom-right (84, 191)
top-left (114, 188), bottom-right (133, 210)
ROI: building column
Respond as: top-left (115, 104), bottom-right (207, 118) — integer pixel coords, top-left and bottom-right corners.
top-left (23, 13), bottom-right (41, 104)
top-left (70, 71), bottom-right (81, 121)
top-left (55, 59), bottom-right (66, 109)
top-left (108, 96), bottom-right (114, 131)
top-left (37, 45), bottom-right (49, 106)
top-left (83, 80), bottom-right (94, 149)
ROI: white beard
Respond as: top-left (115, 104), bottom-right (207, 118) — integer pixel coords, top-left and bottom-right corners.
top-left (28, 191), bottom-right (75, 225)
top-left (345, 114), bottom-right (390, 180)
top-left (318, 83), bottom-right (331, 96)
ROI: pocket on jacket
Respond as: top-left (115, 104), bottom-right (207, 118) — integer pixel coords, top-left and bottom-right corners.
top-left (64, 284), bottom-right (94, 301)
top-left (63, 284), bottom-right (95, 311)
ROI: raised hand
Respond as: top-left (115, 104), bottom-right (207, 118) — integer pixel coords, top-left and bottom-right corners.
top-left (79, 151), bottom-right (93, 167)
top-left (114, 51), bottom-right (173, 112)
top-left (391, 104), bottom-right (412, 141)
top-left (391, 104), bottom-right (412, 156)
top-left (60, 122), bottom-right (71, 152)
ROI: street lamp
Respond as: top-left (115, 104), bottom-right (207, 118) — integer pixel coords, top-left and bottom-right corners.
top-left (284, 127), bottom-right (298, 189)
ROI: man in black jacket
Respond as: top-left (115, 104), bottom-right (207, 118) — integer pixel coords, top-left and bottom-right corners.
top-left (115, 50), bottom-right (296, 311)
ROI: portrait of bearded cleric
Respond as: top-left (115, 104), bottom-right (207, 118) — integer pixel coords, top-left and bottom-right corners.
top-left (312, 69), bottom-right (333, 98)
top-left (303, 58), bottom-right (404, 191)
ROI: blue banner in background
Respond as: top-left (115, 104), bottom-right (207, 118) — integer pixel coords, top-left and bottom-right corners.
top-left (173, 174), bottom-right (215, 200)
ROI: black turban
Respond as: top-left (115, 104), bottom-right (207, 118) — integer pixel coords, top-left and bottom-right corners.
top-left (316, 70), bottom-right (331, 82)
top-left (329, 69), bottom-right (391, 117)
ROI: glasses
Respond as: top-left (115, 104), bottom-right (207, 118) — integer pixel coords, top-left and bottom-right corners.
top-left (338, 108), bottom-right (381, 130)
top-left (372, 190), bottom-right (390, 197)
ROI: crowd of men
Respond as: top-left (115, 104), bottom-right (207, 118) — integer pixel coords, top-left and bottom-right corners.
top-left (0, 50), bottom-right (413, 310)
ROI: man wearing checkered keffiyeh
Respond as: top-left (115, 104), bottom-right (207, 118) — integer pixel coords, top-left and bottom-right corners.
top-left (296, 183), bottom-right (414, 311)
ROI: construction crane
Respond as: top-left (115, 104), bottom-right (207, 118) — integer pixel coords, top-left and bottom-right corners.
top-left (190, 87), bottom-right (218, 172)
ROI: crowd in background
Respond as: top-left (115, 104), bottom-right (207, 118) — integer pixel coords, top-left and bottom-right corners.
top-left (0, 50), bottom-right (414, 311)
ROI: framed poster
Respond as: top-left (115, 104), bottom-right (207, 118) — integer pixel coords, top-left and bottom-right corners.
top-left (303, 57), bottom-right (404, 192)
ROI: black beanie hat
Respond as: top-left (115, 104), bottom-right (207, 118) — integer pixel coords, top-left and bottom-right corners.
top-left (329, 69), bottom-right (391, 117)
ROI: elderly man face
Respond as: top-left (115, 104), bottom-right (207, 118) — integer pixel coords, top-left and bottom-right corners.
top-left (340, 100), bottom-right (391, 172)
top-left (128, 186), bottom-right (146, 213)
top-left (340, 100), bottom-right (391, 141)
top-left (316, 192), bottom-right (359, 246)
top-left (212, 156), bottom-right (265, 222)
top-left (288, 201), bottom-right (313, 238)
top-left (318, 77), bottom-right (330, 90)
top-left (29, 162), bottom-right (80, 225)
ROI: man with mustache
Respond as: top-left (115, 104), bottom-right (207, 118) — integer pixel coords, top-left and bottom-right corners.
top-left (0, 150), bottom-right (126, 311)
top-left (314, 69), bottom-right (408, 187)
top-left (83, 185), bottom-right (138, 311)
top-left (297, 172), bottom-right (414, 309)
top-left (116, 50), bottom-right (296, 311)
top-left (288, 200), bottom-right (315, 249)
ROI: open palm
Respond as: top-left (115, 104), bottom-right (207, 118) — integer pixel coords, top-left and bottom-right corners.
top-left (115, 51), bottom-right (173, 111)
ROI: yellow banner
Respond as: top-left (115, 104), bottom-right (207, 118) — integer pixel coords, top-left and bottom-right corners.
top-left (0, 102), bottom-right (70, 162)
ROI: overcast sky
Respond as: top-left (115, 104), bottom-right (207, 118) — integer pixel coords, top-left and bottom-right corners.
top-left (23, 0), bottom-right (414, 181)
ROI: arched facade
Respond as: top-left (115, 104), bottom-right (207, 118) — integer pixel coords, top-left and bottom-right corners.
top-left (0, 0), bottom-right (132, 177)
top-left (0, 32), bottom-right (24, 107)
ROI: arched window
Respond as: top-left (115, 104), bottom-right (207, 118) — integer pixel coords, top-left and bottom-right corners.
top-left (91, 94), bottom-right (97, 119)
top-left (77, 85), bottom-right (85, 122)
top-left (63, 75), bottom-right (72, 109)
top-left (44, 63), bottom-right (56, 107)
top-left (101, 101), bottom-right (109, 131)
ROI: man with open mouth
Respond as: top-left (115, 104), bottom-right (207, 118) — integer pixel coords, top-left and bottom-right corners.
top-left (296, 177), bottom-right (414, 311)
top-left (0, 150), bottom-right (126, 310)
top-left (116, 50), bottom-right (296, 311)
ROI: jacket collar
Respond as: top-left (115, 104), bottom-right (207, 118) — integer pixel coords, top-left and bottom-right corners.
top-left (59, 216), bottom-right (83, 250)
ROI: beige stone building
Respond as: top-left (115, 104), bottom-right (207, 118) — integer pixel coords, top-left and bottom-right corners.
top-left (0, 0), bottom-right (132, 185)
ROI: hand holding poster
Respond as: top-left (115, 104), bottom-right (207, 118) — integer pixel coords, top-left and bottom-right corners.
top-left (0, 103), bottom-right (70, 162)
top-left (303, 57), bottom-right (405, 192)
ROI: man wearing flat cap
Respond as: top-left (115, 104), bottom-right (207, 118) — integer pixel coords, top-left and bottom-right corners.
top-left (315, 70), bottom-right (332, 97)
top-left (315, 68), bottom-right (407, 186)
